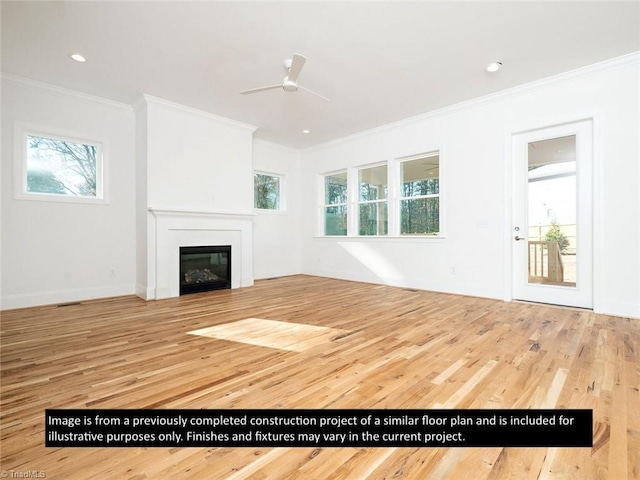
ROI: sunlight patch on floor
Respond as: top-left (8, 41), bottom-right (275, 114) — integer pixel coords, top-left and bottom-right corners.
top-left (188, 318), bottom-right (350, 352)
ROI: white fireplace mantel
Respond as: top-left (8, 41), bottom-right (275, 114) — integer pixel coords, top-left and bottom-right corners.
top-left (149, 207), bottom-right (255, 222)
top-left (147, 207), bottom-right (254, 299)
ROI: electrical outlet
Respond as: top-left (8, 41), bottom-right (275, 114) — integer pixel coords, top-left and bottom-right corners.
top-left (450, 267), bottom-right (456, 275)
top-left (109, 268), bottom-right (116, 277)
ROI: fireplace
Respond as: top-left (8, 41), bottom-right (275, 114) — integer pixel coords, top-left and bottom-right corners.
top-left (179, 245), bottom-right (231, 295)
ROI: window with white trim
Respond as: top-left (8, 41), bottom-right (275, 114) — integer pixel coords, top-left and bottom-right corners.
top-left (319, 151), bottom-right (441, 237)
top-left (399, 153), bottom-right (440, 235)
top-left (254, 172), bottom-right (284, 210)
top-left (358, 164), bottom-right (388, 236)
top-left (15, 125), bottom-right (105, 203)
top-left (323, 171), bottom-right (348, 235)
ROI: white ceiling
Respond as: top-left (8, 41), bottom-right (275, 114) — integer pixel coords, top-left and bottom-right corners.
top-left (2, 1), bottom-right (639, 149)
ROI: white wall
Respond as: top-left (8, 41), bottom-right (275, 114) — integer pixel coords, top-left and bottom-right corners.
top-left (300, 55), bottom-right (640, 318)
top-left (1, 77), bottom-right (136, 309)
top-left (252, 140), bottom-right (302, 279)
top-left (144, 96), bottom-right (255, 212)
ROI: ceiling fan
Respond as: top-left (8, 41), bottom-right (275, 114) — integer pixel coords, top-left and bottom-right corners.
top-left (240, 53), bottom-right (330, 101)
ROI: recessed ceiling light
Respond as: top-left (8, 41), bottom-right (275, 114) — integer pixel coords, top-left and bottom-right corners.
top-left (70, 54), bottom-right (86, 62)
top-left (302, 129), bottom-right (310, 134)
top-left (486, 62), bottom-right (502, 73)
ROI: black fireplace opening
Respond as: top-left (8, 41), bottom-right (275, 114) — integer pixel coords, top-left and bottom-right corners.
top-left (180, 245), bottom-right (231, 295)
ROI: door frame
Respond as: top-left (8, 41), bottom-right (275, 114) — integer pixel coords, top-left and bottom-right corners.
top-left (506, 117), bottom-right (595, 309)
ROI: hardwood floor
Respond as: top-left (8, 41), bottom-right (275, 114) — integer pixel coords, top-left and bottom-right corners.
top-left (1, 275), bottom-right (638, 479)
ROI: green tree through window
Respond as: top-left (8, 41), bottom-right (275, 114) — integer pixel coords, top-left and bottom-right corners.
top-left (358, 164), bottom-right (388, 236)
top-left (400, 155), bottom-right (440, 235)
top-left (254, 173), bottom-right (282, 210)
top-left (324, 172), bottom-right (348, 235)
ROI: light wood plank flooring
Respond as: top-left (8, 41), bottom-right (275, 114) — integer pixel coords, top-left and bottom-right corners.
top-left (1, 275), bottom-right (638, 479)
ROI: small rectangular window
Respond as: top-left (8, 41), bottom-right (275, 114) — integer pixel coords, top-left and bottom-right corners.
top-left (254, 172), bottom-right (283, 210)
top-left (358, 164), bottom-right (388, 236)
top-left (323, 171), bottom-right (348, 235)
top-left (18, 129), bottom-right (104, 202)
top-left (400, 153), bottom-right (440, 235)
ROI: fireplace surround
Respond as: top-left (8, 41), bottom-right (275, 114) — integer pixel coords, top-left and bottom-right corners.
top-left (145, 208), bottom-right (254, 300)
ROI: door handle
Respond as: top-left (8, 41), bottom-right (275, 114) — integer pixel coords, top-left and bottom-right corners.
top-left (514, 236), bottom-right (526, 241)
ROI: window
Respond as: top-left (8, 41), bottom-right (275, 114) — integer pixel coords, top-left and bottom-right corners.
top-left (254, 172), bottom-right (283, 210)
top-left (358, 164), bottom-right (388, 235)
top-left (400, 153), bottom-right (440, 235)
top-left (15, 125), bottom-right (105, 203)
top-left (319, 152), bottom-right (441, 237)
top-left (323, 171), bottom-right (348, 235)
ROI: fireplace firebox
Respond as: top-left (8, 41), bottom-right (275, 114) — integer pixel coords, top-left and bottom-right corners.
top-left (179, 246), bottom-right (231, 295)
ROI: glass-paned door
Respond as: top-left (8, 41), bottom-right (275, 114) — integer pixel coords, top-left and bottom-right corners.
top-left (512, 120), bottom-right (593, 308)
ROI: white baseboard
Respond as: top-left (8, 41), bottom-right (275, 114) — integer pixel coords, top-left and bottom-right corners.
top-left (135, 284), bottom-right (153, 300)
top-left (594, 300), bottom-right (640, 319)
top-left (5, 275), bottom-right (636, 319)
top-left (1, 284), bottom-right (136, 310)
top-left (306, 267), bottom-right (639, 319)
top-left (304, 267), bottom-right (503, 301)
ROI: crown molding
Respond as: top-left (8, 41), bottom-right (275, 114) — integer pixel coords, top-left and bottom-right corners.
top-left (0, 73), bottom-right (133, 111)
top-left (304, 51), bottom-right (640, 153)
top-left (253, 138), bottom-right (302, 155)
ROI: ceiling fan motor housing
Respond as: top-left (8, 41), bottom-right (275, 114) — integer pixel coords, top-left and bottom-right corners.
top-left (240, 53), bottom-right (328, 100)
top-left (283, 78), bottom-right (298, 92)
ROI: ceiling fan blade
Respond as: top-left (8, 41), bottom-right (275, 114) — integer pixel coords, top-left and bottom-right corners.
top-left (287, 53), bottom-right (307, 83)
top-left (298, 84), bottom-right (331, 102)
top-left (240, 84), bottom-right (282, 95)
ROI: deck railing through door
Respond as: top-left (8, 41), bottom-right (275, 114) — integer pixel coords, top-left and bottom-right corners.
top-left (528, 241), bottom-right (564, 283)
